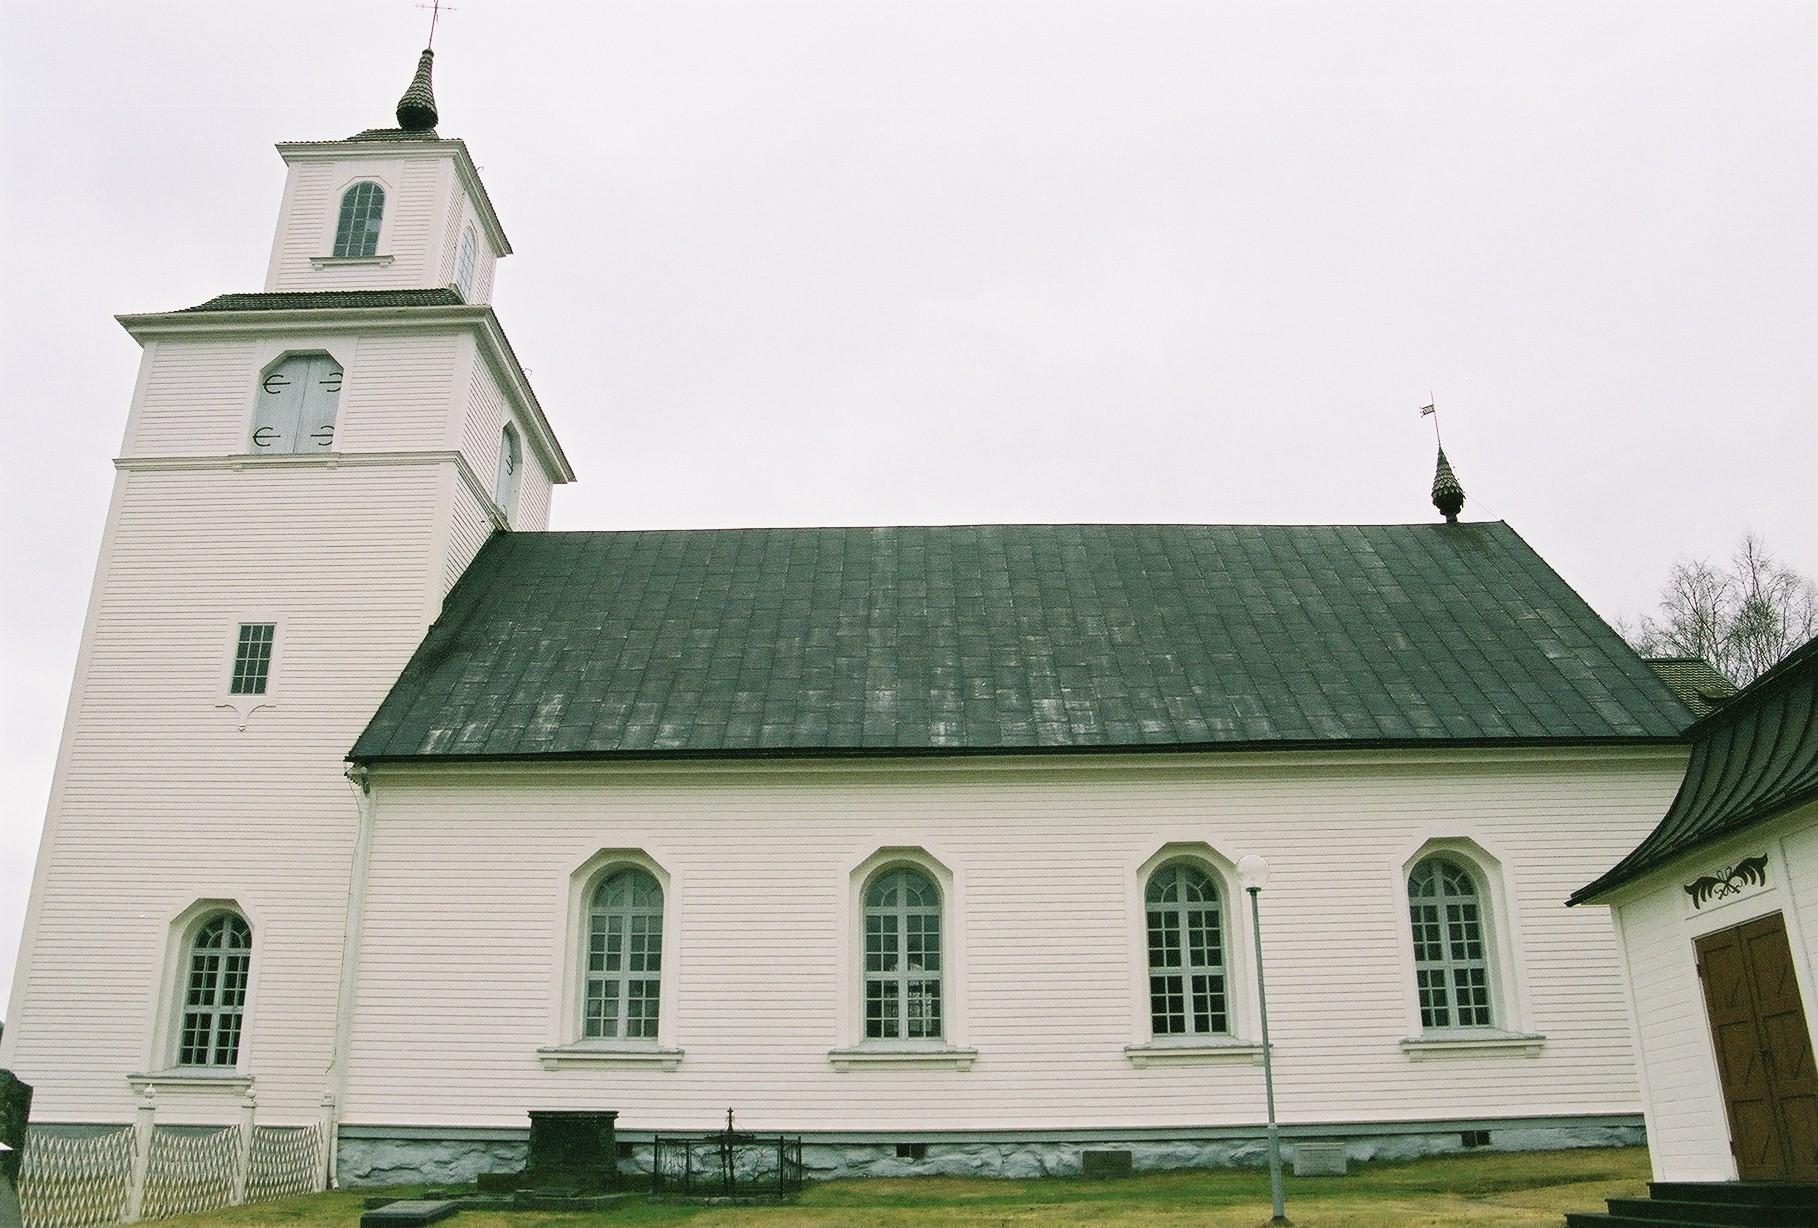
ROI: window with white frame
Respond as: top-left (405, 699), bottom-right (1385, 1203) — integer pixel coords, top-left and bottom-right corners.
top-left (583, 868), bottom-right (663, 1041)
top-left (1146, 861), bottom-right (1229, 1036)
top-left (864, 868), bottom-right (942, 1041)
top-left (252, 353), bottom-right (342, 454)
top-left (456, 224), bottom-right (478, 300)
top-left (229, 623), bottom-right (276, 695)
top-left (332, 182), bottom-right (385, 258)
top-left (1408, 855), bottom-right (1493, 1028)
top-left (177, 912), bottom-right (251, 1067)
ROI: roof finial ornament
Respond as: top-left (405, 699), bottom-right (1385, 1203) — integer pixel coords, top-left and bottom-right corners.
top-left (1421, 400), bottom-right (1465, 523)
top-left (395, 46), bottom-right (440, 131)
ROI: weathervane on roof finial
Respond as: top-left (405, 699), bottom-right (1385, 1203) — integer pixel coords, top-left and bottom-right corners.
top-left (417, 0), bottom-right (456, 49)
top-left (1421, 398), bottom-right (1466, 524)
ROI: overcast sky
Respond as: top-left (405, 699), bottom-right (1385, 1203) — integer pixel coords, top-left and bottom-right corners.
top-left (2, 2), bottom-right (1814, 1003)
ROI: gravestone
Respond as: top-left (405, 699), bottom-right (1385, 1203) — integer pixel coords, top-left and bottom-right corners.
top-left (1291, 1141), bottom-right (1348, 1176)
top-left (523, 1110), bottom-right (619, 1191)
top-left (0, 1072), bottom-right (30, 1184)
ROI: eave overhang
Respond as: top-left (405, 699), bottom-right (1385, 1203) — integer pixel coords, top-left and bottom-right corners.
top-left (116, 303), bottom-right (573, 483)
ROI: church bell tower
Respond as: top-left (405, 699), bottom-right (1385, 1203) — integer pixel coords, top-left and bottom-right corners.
top-left (0, 50), bottom-right (572, 1130)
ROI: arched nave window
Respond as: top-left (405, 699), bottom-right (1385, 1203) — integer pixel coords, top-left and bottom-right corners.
top-left (864, 868), bottom-right (943, 1040)
top-left (178, 912), bottom-right (251, 1067)
top-left (1407, 855), bottom-right (1494, 1028)
top-left (1146, 861), bottom-right (1229, 1036)
top-left (584, 868), bottom-right (663, 1041)
top-left (332, 181), bottom-right (385, 258)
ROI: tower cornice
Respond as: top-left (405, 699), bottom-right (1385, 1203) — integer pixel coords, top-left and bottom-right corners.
top-left (116, 303), bottom-right (572, 483)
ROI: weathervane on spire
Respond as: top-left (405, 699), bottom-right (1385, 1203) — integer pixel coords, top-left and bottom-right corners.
top-left (1421, 398), bottom-right (1466, 523)
top-left (417, 0), bottom-right (457, 49)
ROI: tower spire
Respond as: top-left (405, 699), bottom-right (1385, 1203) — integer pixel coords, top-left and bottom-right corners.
top-left (395, 48), bottom-right (439, 131)
top-left (1431, 448), bottom-right (1465, 523)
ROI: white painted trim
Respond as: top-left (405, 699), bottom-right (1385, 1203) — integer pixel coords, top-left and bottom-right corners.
top-left (828, 1047), bottom-right (979, 1072)
top-left (115, 451), bottom-right (508, 533)
top-left (1399, 1031), bottom-right (1546, 1060)
top-left (274, 139), bottom-right (512, 257)
top-left (309, 255), bottom-right (394, 269)
top-left (1127, 841), bottom-right (1259, 1047)
top-left (536, 1045), bottom-right (683, 1072)
top-left (127, 1072), bottom-right (254, 1096)
top-left (1124, 1040), bottom-right (1264, 1067)
top-left (1394, 835), bottom-right (1531, 1036)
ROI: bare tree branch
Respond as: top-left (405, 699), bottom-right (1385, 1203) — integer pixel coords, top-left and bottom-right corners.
top-left (1624, 533), bottom-right (1818, 685)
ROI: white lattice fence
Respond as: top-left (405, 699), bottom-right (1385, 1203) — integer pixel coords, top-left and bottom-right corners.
top-left (139, 1127), bottom-right (239, 1223)
top-left (17, 1113), bottom-right (329, 1227)
top-left (245, 1123), bottom-right (326, 1203)
top-left (17, 1128), bottom-right (134, 1228)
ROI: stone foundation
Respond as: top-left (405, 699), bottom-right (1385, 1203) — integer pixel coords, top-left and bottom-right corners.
top-left (333, 1117), bottom-right (1643, 1187)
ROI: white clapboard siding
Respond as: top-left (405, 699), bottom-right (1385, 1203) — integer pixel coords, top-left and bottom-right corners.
top-left (459, 354), bottom-right (553, 527)
top-left (340, 750), bottom-right (1684, 1134)
top-left (336, 335), bottom-right (462, 454)
top-left (124, 338), bottom-right (260, 457)
top-left (444, 481), bottom-right (499, 596)
top-left (3, 465), bottom-right (452, 1124)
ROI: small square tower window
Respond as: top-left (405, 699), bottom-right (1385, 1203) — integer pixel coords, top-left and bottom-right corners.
top-left (230, 624), bottom-right (276, 695)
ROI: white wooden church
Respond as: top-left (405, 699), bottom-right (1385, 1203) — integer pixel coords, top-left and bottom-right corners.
top-left (2, 49), bottom-right (1707, 1184)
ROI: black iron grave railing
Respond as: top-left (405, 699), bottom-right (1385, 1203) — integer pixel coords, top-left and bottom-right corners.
top-left (651, 1111), bottom-right (803, 1199)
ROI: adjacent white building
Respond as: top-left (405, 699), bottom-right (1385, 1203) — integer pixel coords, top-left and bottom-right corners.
top-left (1571, 638), bottom-right (1818, 1183)
top-left (3, 49), bottom-right (1708, 1184)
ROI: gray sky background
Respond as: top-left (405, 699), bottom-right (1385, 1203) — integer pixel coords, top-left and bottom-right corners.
top-left (2, 2), bottom-right (1814, 1004)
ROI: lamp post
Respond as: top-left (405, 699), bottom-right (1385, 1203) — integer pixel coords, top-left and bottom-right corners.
top-left (1238, 853), bottom-right (1289, 1228)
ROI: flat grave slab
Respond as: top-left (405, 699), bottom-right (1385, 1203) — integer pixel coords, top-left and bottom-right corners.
top-left (358, 1198), bottom-right (459, 1228)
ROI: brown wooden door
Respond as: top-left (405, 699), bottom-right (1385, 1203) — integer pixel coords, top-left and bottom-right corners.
top-left (1696, 912), bottom-right (1818, 1179)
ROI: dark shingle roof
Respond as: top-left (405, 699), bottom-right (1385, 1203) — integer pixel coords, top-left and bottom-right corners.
top-left (183, 288), bottom-right (465, 313)
top-left (1645, 657), bottom-right (1740, 718)
top-left (350, 522), bottom-right (1692, 763)
top-left (1572, 636), bottom-right (1818, 905)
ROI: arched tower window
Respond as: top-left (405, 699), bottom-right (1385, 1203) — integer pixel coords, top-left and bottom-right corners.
top-left (332, 182), bottom-right (386, 258)
top-left (864, 868), bottom-right (942, 1040)
top-left (584, 869), bottom-right (663, 1040)
top-left (1145, 861), bottom-right (1228, 1036)
top-left (178, 912), bottom-right (251, 1067)
top-left (1408, 856), bottom-right (1493, 1028)
top-left (455, 224), bottom-right (478, 300)
top-left (252, 353), bottom-right (342, 453)
top-left (495, 423), bottom-right (521, 515)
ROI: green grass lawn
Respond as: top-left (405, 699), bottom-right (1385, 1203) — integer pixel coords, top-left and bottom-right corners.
top-left (163, 1145), bottom-right (1650, 1227)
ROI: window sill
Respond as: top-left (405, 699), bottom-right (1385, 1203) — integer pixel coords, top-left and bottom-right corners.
top-left (828, 1046), bottom-right (978, 1072)
top-left (1400, 1030), bottom-right (1545, 1060)
top-left (536, 1044), bottom-right (683, 1072)
top-left (310, 254), bottom-right (394, 268)
top-left (128, 1070), bottom-right (254, 1095)
top-left (1125, 1039), bottom-right (1265, 1067)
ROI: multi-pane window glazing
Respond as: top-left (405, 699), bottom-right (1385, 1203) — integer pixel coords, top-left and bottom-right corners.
top-left (1146, 862), bottom-right (1228, 1035)
top-left (584, 869), bottom-right (663, 1040)
top-left (178, 914), bottom-right (251, 1066)
top-left (230, 624), bottom-right (275, 695)
top-left (332, 182), bottom-right (385, 258)
top-left (1408, 856), bottom-right (1493, 1028)
top-left (864, 869), bottom-right (941, 1040)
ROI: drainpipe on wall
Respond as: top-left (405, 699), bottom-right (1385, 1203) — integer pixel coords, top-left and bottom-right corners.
top-left (327, 764), bottom-right (378, 1189)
